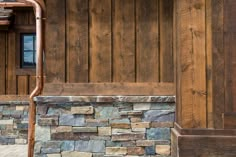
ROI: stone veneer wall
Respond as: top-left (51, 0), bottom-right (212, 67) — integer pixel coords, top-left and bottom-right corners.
top-left (0, 101), bottom-right (29, 145)
top-left (34, 96), bottom-right (175, 157)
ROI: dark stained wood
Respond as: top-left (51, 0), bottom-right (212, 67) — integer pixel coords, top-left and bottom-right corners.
top-left (43, 82), bottom-right (175, 96)
top-left (45, 0), bottom-right (66, 83)
top-left (0, 32), bottom-right (6, 95)
top-left (17, 75), bottom-right (29, 95)
top-left (66, 0), bottom-right (89, 83)
top-left (174, 123), bottom-right (236, 136)
top-left (136, 0), bottom-right (159, 82)
top-left (28, 9), bottom-right (36, 25)
top-left (14, 9), bottom-right (29, 25)
top-left (159, 0), bottom-right (174, 82)
top-left (112, 0), bottom-right (135, 82)
top-left (89, 0), bottom-right (112, 82)
top-left (224, 0), bottom-right (236, 113)
top-left (172, 124), bottom-right (236, 157)
top-left (212, 0), bottom-right (224, 129)
top-left (223, 113), bottom-right (236, 129)
top-left (175, 0), bottom-right (207, 128)
top-left (7, 31), bottom-right (16, 94)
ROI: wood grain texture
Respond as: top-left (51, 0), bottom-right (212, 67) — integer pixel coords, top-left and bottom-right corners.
top-left (29, 76), bottom-right (36, 93)
top-left (159, 0), bottom-right (174, 82)
top-left (224, 0), bottom-right (236, 113)
top-left (45, 0), bottom-right (66, 83)
top-left (7, 31), bottom-right (16, 94)
top-left (223, 113), bottom-right (236, 129)
top-left (176, 0), bottom-right (207, 128)
top-left (0, 32), bottom-right (6, 95)
top-left (212, 0), bottom-right (224, 128)
top-left (136, 0), bottom-right (159, 82)
top-left (17, 75), bottom-right (28, 95)
top-left (66, 0), bottom-right (89, 83)
top-left (89, 0), bottom-right (112, 82)
top-left (43, 82), bottom-right (174, 96)
top-left (206, 0), bottom-right (213, 128)
top-left (112, 0), bottom-right (135, 82)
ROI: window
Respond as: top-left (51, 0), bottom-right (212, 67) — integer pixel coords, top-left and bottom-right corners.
top-left (21, 33), bottom-right (36, 68)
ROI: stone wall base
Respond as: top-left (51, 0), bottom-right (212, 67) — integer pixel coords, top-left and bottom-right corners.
top-left (171, 123), bottom-right (236, 157)
top-left (0, 102), bottom-right (28, 145)
top-left (34, 96), bottom-right (175, 157)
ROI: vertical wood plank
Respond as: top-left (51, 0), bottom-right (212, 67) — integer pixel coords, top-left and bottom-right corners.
top-left (112, 0), bottom-right (135, 82)
top-left (89, 0), bottom-right (112, 82)
top-left (136, 0), bottom-right (159, 82)
top-left (224, 0), bottom-right (236, 113)
top-left (29, 76), bottom-right (36, 93)
top-left (7, 32), bottom-right (16, 94)
top-left (14, 10), bottom-right (29, 25)
top-left (206, 0), bottom-right (213, 128)
top-left (45, 0), bottom-right (66, 83)
top-left (176, 0), bottom-right (207, 128)
top-left (28, 9), bottom-right (36, 25)
top-left (212, 0), bottom-right (224, 128)
top-left (66, 0), bottom-right (89, 83)
top-left (0, 32), bottom-right (6, 94)
top-left (17, 75), bottom-right (29, 95)
top-left (159, 0), bottom-right (174, 82)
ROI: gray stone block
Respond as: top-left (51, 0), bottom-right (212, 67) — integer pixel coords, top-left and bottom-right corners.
top-left (61, 141), bottom-right (75, 151)
top-left (95, 107), bottom-right (120, 119)
top-left (143, 110), bottom-right (175, 122)
top-left (147, 128), bottom-right (170, 140)
top-left (75, 140), bottom-right (105, 153)
top-left (59, 114), bottom-right (85, 126)
top-left (41, 148), bottom-right (60, 154)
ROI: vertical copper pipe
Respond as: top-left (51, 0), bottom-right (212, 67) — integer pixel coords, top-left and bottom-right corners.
top-left (0, 1), bottom-right (44, 157)
top-left (25, 1), bottom-right (43, 157)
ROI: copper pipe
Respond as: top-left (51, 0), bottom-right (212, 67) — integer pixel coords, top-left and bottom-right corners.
top-left (0, 2), bottom-right (31, 7)
top-left (0, 1), bottom-right (45, 157)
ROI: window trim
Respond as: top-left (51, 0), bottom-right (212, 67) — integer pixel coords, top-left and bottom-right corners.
top-left (15, 25), bottom-right (36, 75)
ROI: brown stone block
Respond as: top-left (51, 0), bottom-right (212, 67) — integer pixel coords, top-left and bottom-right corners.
top-left (127, 147), bottom-right (145, 155)
top-left (131, 122), bottom-right (150, 128)
top-left (51, 132), bottom-right (97, 140)
top-left (112, 133), bottom-right (145, 141)
top-left (111, 123), bottom-right (131, 129)
top-left (71, 106), bottom-right (94, 114)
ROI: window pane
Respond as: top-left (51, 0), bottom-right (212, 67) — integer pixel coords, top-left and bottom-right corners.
top-left (23, 51), bottom-right (35, 66)
top-left (23, 35), bottom-right (34, 51)
top-left (21, 34), bottom-right (36, 68)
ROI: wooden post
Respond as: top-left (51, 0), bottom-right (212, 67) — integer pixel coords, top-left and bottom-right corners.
top-left (175, 0), bottom-right (207, 129)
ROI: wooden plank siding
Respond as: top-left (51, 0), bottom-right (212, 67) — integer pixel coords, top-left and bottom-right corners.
top-left (136, 0), bottom-right (159, 82)
top-left (0, 0), bottom-right (174, 96)
top-left (0, 8), bottom-right (36, 96)
top-left (45, 0), bottom-right (66, 83)
top-left (224, 0), bottom-right (236, 113)
top-left (0, 32), bottom-right (6, 95)
top-left (43, 0), bottom-right (175, 95)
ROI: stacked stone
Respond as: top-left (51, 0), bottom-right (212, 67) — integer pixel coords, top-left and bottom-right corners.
top-left (34, 96), bottom-right (175, 157)
top-left (0, 103), bottom-right (29, 145)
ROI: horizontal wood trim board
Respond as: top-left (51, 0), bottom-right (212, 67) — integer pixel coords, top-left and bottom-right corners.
top-left (0, 95), bottom-right (29, 102)
top-left (174, 123), bottom-right (236, 136)
top-left (43, 83), bottom-right (175, 96)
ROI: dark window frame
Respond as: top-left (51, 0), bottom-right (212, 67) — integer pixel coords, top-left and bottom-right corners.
top-left (20, 33), bottom-right (36, 68)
